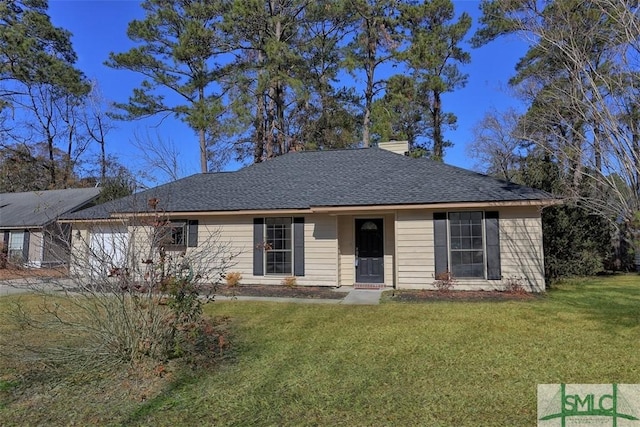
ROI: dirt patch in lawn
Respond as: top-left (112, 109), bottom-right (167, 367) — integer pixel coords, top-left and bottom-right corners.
top-left (0, 265), bottom-right (68, 281)
top-left (212, 284), bottom-right (345, 300)
top-left (384, 289), bottom-right (542, 303)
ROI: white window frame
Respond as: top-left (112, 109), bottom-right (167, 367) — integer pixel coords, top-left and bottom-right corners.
top-left (8, 231), bottom-right (24, 262)
top-left (447, 211), bottom-right (487, 279)
top-left (264, 217), bottom-right (293, 275)
top-left (155, 220), bottom-right (187, 249)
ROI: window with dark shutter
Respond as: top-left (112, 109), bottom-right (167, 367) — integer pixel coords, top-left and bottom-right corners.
top-left (265, 218), bottom-right (292, 275)
top-left (433, 213), bottom-right (449, 276)
top-left (253, 218), bottom-right (264, 276)
top-left (187, 220), bottom-right (198, 247)
top-left (254, 217), bottom-right (304, 277)
top-left (154, 220), bottom-right (187, 250)
top-left (434, 211), bottom-right (502, 280)
top-left (485, 211), bottom-right (501, 280)
top-left (449, 212), bottom-right (484, 278)
top-left (293, 217), bottom-right (304, 276)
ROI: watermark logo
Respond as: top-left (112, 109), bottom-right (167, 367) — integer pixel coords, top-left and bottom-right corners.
top-left (538, 384), bottom-right (640, 426)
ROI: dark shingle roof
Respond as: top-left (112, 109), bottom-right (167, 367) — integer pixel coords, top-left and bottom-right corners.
top-left (1, 188), bottom-right (101, 228)
top-left (65, 148), bottom-right (553, 220)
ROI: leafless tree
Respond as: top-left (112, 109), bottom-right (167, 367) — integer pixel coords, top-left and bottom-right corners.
top-left (468, 108), bottom-right (524, 181)
top-left (131, 130), bottom-right (187, 185)
top-left (480, 0), bottom-right (640, 260)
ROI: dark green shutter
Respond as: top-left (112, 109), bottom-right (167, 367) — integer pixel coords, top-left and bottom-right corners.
top-left (22, 230), bottom-right (30, 262)
top-left (293, 217), bottom-right (305, 276)
top-left (187, 220), bottom-right (198, 247)
top-left (485, 211), bottom-right (501, 280)
top-left (433, 213), bottom-right (448, 275)
top-left (3, 231), bottom-right (8, 249)
top-left (253, 218), bottom-right (264, 276)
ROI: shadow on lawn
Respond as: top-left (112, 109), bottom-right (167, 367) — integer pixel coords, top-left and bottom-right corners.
top-left (120, 372), bottom-right (202, 425)
top-left (548, 277), bottom-right (640, 330)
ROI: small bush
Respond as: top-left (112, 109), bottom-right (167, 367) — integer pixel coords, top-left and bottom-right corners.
top-left (433, 270), bottom-right (455, 292)
top-left (225, 272), bottom-right (242, 287)
top-left (503, 276), bottom-right (527, 294)
top-left (281, 276), bottom-right (297, 287)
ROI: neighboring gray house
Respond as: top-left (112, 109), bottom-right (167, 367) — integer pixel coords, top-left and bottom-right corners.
top-left (1, 188), bottom-right (101, 267)
top-left (65, 142), bottom-right (556, 291)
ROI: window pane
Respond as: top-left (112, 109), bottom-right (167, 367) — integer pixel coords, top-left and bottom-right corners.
top-left (460, 238), bottom-right (470, 250)
top-left (448, 212), bottom-right (484, 278)
top-left (156, 223), bottom-right (186, 246)
top-left (266, 251), bottom-right (292, 274)
top-left (472, 237), bottom-right (483, 249)
top-left (265, 218), bottom-right (292, 275)
top-left (9, 232), bottom-right (23, 250)
top-left (450, 237), bottom-right (461, 250)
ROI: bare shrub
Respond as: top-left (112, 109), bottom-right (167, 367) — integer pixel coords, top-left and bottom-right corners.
top-left (1, 200), bottom-right (239, 367)
top-left (224, 272), bottom-right (242, 288)
top-left (503, 276), bottom-right (527, 294)
top-left (433, 270), bottom-right (456, 292)
top-left (281, 276), bottom-right (297, 288)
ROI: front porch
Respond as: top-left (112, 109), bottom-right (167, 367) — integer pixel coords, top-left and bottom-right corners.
top-left (337, 213), bottom-right (396, 288)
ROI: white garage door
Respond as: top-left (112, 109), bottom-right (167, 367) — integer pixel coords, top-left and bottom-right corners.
top-left (89, 226), bottom-right (129, 276)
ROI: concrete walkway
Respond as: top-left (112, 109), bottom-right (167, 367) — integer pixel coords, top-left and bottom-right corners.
top-left (340, 288), bottom-right (384, 305)
top-left (0, 277), bottom-right (68, 296)
top-left (214, 287), bottom-right (384, 305)
top-left (0, 280), bottom-right (384, 305)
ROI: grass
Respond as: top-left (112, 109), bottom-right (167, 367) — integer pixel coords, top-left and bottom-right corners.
top-left (1, 274), bottom-right (639, 426)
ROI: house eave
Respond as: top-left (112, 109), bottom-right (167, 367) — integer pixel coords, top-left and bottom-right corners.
top-left (60, 198), bottom-right (560, 221)
top-left (309, 199), bottom-right (560, 214)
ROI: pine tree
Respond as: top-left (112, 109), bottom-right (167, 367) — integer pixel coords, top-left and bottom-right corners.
top-left (107, 0), bottom-right (228, 173)
top-left (399, 0), bottom-right (471, 161)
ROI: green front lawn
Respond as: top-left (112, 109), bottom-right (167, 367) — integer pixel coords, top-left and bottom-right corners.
top-left (1, 275), bottom-right (639, 426)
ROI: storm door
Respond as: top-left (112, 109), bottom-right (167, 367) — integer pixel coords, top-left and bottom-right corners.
top-left (355, 218), bottom-right (384, 283)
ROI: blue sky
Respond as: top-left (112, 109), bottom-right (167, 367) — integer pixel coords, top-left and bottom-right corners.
top-left (47, 0), bottom-right (529, 182)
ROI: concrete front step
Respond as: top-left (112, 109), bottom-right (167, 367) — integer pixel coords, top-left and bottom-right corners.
top-left (353, 283), bottom-right (386, 290)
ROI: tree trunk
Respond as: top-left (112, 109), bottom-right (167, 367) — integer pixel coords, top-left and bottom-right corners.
top-left (64, 128), bottom-right (73, 188)
top-left (254, 92), bottom-right (265, 163)
top-left (198, 128), bottom-right (207, 173)
top-left (47, 133), bottom-right (56, 188)
top-left (198, 87), bottom-right (208, 173)
top-left (362, 19), bottom-right (376, 148)
top-left (432, 90), bottom-right (443, 161)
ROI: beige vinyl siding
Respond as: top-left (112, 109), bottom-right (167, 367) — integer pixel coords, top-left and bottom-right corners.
top-left (394, 207), bottom-right (545, 291)
top-left (196, 216), bottom-right (253, 280)
top-left (27, 231), bottom-right (43, 267)
top-left (338, 216), bottom-right (354, 286)
top-left (68, 206), bottom-right (546, 291)
top-left (197, 214), bottom-right (338, 286)
top-left (498, 207), bottom-right (545, 292)
top-left (395, 210), bottom-right (433, 289)
top-left (383, 213), bottom-right (395, 286)
top-left (303, 214), bottom-right (337, 284)
top-left (69, 224), bottom-right (89, 276)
